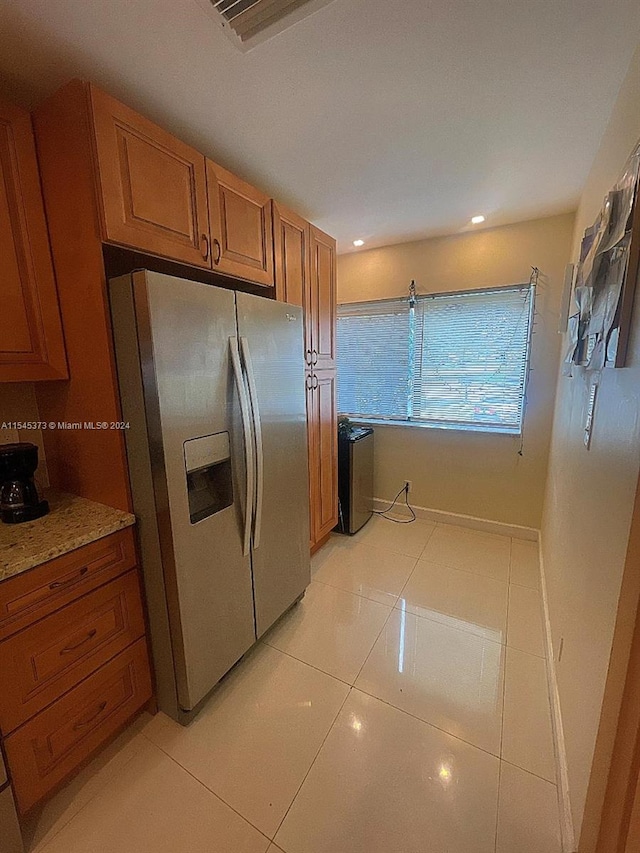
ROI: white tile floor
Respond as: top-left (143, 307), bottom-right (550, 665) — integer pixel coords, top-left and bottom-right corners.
top-left (24, 516), bottom-right (562, 853)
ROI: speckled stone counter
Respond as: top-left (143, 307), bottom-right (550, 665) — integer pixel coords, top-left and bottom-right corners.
top-left (0, 491), bottom-right (135, 581)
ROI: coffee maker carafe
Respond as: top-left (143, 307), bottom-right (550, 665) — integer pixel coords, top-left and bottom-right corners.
top-left (0, 442), bottom-right (49, 524)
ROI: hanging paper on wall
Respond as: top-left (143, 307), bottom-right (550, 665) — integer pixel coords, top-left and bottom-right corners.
top-left (568, 141), bottom-right (640, 370)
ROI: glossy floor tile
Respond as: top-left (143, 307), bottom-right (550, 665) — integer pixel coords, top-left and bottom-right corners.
top-left (263, 581), bottom-right (391, 683)
top-left (496, 761), bottom-right (562, 852)
top-left (351, 514), bottom-right (436, 557)
top-left (356, 608), bottom-right (505, 754)
top-left (502, 646), bottom-right (556, 781)
top-left (309, 533), bottom-right (345, 575)
top-left (26, 716), bottom-right (151, 852)
top-left (421, 524), bottom-right (511, 581)
top-left (275, 690), bottom-right (500, 853)
top-left (398, 558), bottom-right (508, 642)
top-left (510, 539), bottom-right (540, 588)
top-left (313, 538), bottom-right (417, 605)
top-left (142, 644), bottom-right (349, 837)
top-left (31, 519), bottom-right (561, 852)
top-left (507, 582), bottom-right (546, 657)
top-left (39, 738), bottom-right (270, 853)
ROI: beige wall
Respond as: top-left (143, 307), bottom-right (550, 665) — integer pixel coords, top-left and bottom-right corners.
top-left (337, 213), bottom-right (575, 528)
top-left (541, 44), bottom-right (640, 849)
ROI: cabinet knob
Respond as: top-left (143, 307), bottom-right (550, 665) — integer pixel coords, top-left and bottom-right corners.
top-left (312, 349), bottom-right (318, 365)
top-left (305, 349), bottom-right (312, 365)
top-left (212, 238), bottom-right (222, 265)
top-left (305, 375), bottom-right (312, 391)
top-left (200, 233), bottom-right (210, 261)
top-left (312, 374), bottom-right (318, 389)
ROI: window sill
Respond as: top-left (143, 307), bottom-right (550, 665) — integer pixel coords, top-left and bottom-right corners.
top-left (343, 417), bottom-right (522, 436)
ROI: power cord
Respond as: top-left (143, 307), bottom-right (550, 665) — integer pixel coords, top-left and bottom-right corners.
top-left (372, 484), bottom-right (417, 524)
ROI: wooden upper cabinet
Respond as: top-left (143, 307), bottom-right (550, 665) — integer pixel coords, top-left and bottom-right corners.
top-left (309, 225), bottom-right (336, 370)
top-left (0, 99), bottom-right (67, 381)
top-left (89, 85), bottom-right (211, 268)
top-left (273, 202), bottom-right (309, 307)
top-left (207, 159), bottom-right (274, 286)
top-left (273, 201), bottom-right (313, 362)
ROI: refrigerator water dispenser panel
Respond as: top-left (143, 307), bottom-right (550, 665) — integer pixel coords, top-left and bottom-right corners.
top-left (184, 433), bottom-right (233, 524)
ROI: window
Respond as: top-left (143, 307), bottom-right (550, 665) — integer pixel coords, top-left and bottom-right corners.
top-left (337, 284), bottom-right (534, 433)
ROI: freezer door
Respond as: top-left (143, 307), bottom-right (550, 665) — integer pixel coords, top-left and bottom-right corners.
top-left (111, 271), bottom-right (256, 714)
top-left (236, 292), bottom-right (311, 636)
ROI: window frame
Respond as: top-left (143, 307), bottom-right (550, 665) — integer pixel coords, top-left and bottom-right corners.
top-left (336, 282), bottom-right (535, 436)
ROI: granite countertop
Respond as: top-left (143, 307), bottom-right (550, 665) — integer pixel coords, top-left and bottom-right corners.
top-left (0, 491), bottom-right (136, 582)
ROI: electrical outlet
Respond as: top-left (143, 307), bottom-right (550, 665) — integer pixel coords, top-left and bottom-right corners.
top-left (404, 480), bottom-right (412, 493)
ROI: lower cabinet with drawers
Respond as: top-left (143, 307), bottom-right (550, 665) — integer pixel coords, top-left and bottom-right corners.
top-left (0, 527), bottom-right (152, 815)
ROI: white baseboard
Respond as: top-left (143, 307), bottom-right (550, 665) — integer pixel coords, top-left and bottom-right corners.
top-left (539, 538), bottom-right (577, 853)
top-left (372, 497), bottom-right (538, 541)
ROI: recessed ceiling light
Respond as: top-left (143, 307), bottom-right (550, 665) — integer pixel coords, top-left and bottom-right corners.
top-left (353, 239), bottom-right (365, 247)
top-left (471, 215), bottom-right (485, 224)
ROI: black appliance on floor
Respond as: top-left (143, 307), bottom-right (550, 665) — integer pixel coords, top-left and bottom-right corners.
top-left (337, 422), bottom-right (374, 534)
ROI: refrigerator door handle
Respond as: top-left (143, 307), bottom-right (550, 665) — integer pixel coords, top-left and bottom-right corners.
top-left (229, 336), bottom-right (255, 557)
top-left (240, 337), bottom-right (264, 550)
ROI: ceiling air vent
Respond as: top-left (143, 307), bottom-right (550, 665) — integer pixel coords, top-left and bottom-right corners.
top-left (197, 0), bottom-right (337, 51)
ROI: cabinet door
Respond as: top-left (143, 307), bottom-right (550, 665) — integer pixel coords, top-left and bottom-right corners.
top-left (90, 85), bottom-right (211, 268)
top-left (309, 225), bottom-right (336, 371)
top-left (273, 202), bottom-right (313, 362)
top-left (305, 371), bottom-right (317, 550)
top-left (207, 159), bottom-right (274, 286)
top-left (309, 369), bottom-right (338, 546)
top-left (0, 99), bottom-right (67, 381)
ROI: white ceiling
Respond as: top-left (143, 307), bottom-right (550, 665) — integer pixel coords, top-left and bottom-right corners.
top-left (2, 0), bottom-right (640, 252)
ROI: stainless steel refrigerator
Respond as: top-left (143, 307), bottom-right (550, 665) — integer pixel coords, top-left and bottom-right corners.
top-left (110, 271), bottom-right (311, 724)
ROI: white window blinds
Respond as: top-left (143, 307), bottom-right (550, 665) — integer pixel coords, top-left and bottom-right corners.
top-left (336, 298), bottom-right (411, 419)
top-left (337, 284), bottom-right (534, 433)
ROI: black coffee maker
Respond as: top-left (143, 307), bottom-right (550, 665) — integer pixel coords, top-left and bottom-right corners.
top-left (0, 442), bottom-right (49, 524)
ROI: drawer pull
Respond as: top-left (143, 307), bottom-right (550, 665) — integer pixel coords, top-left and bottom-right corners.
top-left (73, 700), bottom-right (107, 730)
top-left (49, 567), bottom-right (89, 590)
top-left (60, 629), bottom-right (98, 655)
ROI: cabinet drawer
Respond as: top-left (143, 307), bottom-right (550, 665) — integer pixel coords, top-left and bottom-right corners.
top-left (4, 638), bottom-right (151, 814)
top-left (0, 528), bottom-right (136, 641)
top-left (0, 570), bottom-right (145, 733)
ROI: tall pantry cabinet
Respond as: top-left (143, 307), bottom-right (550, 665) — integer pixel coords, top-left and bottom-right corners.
top-left (273, 203), bottom-right (338, 550)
